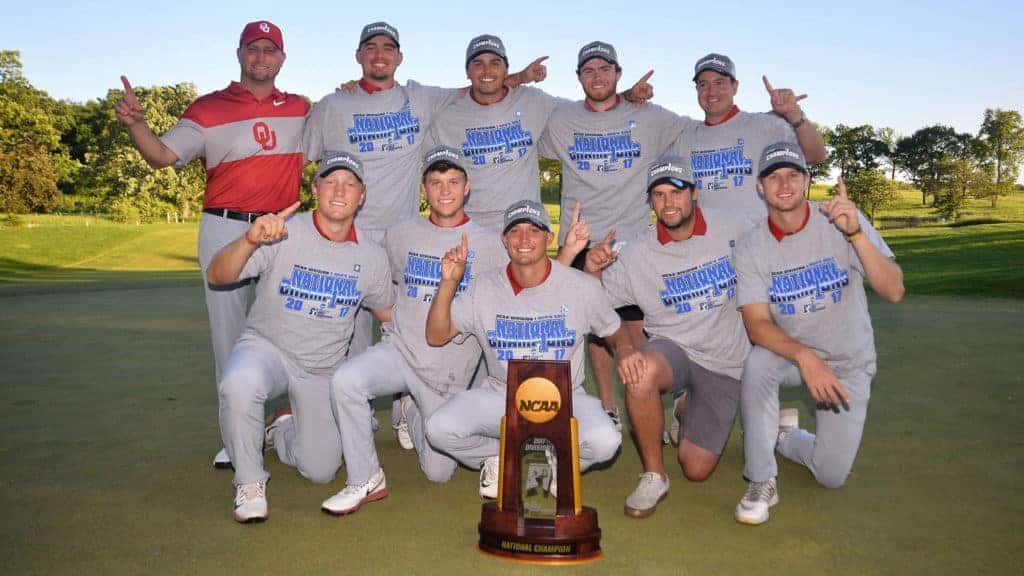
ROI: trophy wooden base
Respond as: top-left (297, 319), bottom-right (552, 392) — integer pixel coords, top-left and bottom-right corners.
top-left (478, 502), bottom-right (602, 564)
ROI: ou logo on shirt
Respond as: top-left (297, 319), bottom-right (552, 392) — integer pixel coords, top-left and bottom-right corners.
top-left (252, 122), bottom-right (277, 151)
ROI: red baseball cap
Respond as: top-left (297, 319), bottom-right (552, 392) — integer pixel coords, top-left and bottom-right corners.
top-left (239, 21), bottom-right (283, 50)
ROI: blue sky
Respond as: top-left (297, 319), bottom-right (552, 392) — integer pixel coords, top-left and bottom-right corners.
top-left (8, 0), bottom-right (1023, 140)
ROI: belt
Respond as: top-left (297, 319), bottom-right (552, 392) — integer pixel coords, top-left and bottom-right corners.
top-left (203, 208), bottom-right (267, 223)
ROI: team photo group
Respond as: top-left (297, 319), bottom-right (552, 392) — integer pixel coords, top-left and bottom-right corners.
top-left (115, 19), bottom-right (905, 527)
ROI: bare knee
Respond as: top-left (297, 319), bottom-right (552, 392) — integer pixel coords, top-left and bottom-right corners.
top-left (678, 442), bottom-right (720, 483)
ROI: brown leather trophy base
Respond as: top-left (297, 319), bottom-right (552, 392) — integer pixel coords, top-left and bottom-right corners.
top-left (477, 360), bottom-right (602, 564)
top-left (478, 502), bottom-right (602, 564)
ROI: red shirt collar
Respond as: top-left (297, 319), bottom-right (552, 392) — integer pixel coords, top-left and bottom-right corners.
top-left (313, 212), bottom-right (358, 243)
top-left (705, 105), bottom-right (740, 126)
top-left (227, 81), bottom-right (284, 102)
top-left (358, 79), bottom-right (386, 94)
top-left (428, 213), bottom-right (471, 227)
top-left (768, 203), bottom-right (810, 242)
top-left (656, 206), bottom-right (708, 244)
top-left (506, 259), bottom-right (552, 295)
top-left (584, 94), bottom-right (621, 112)
top-left (470, 86), bottom-right (509, 105)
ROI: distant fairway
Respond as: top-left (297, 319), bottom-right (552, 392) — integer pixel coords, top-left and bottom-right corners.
top-left (0, 209), bottom-right (1022, 574)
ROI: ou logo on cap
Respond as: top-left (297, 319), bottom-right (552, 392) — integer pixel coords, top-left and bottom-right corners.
top-left (260, 22), bottom-right (270, 33)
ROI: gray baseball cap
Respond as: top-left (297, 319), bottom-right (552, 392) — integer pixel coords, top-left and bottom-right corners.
top-left (503, 199), bottom-right (551, 233)
top-left (316, 151), bottom-right (365, 183)
top-left (758, 141), bottom-right (808, 177)
top-left (647, 155), bottom-right (695, 193)
top-left (577, 41), bottom-right (618, 71)
top-left (359, 22), bottom-right (400, 48)
top-left (693, 53), bottom-right (735, 81)
top-left (422, 145), bottom-right (467, 176)
top-left (465, 34), bottom-right (508, 67)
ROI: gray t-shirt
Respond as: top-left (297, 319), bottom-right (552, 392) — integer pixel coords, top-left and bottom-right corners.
top-left (602, 208), bottom-right (751, 379)
top-left (451, 261), bottom-right (621, 392)
top-left (238, 212), bottom-right (394, 373)
top-left (672, 110), bottom-right (797, 221)
top-left (383, 217), bottom-right (507, 395)
top-left (428, 87), bottom-right (565, 230)
top-left (734, 203), bottom-right (894, 373)
top-left (539, 100), bottom-right (696, 245)
top-left (301, 81), bottom-right (459, 230)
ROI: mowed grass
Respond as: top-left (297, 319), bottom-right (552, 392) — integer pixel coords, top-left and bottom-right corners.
top-left (0, 193), bottom-right (1022, 573)
top-left (0, 215), bottom-right (199, 295)
top-left (0, 285), bottom-right (1020, 575)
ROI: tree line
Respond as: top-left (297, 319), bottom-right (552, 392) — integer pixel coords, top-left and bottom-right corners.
top-left (817, 117), bottom-right (1024, 222)
top-left (2, 50), bottom-right (1022, 224)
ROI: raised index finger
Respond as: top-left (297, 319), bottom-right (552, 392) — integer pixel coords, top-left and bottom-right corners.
top-left (532, 56), bottom-right (550, 66)
top-left (570, 201), bottom-right (582, 223)
top-left (277, 200), bottom-right (301, 218)
top-left (638, 69), bottom-right (654, 84)
top-left (601, 227), bottom-right (616, 247)
top-left (836, 175), bottom-right (848, 198)
top-left (762, 75), bottom-right (774, 93)
top-left (120, 75), bottom-right (135, 98)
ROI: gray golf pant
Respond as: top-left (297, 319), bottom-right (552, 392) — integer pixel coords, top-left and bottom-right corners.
top-left (342, 227), bottom-right (399, 428)
top-left (219, 335), bottom-right (343, 486)
top-left (741, 345), bottom-right (872, 489)
top-left (332, 342), bottom-right (458, 486)
top-left (425, 385), bottom-right (622, 471)
top-left (197, 213), bottom-right (254, 383)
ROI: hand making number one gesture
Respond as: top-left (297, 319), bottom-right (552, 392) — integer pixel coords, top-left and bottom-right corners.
top-left (441, 233), bottom-right (470, 283)
top-left (625, 70), bottom-right (654, 104)
top-left (763, 75), bottom-right (807, 125)
top-left (582, 227), bottom-right (618, 274)
top-left (819, 176), bottom-right (861, 236)
top-left (245, 201), bottom-right (301, 246)
top-left (114, 76), bottom-right (146, 126)
top-left (523, 56), bottom-right (549, 83)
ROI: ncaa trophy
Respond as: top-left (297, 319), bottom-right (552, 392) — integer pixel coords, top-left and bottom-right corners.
top-left (477, 359), bottom-right (602, 563)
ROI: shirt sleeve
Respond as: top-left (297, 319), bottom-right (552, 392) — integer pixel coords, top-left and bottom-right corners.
top-left (734, 231), bottom-right (770, 307)
top-left (848, 210), bottom-right (895, 275)
top-left (537, 102), bottom-right (567, 159)
top-left (237, 242), bottom-right (279, 282)
top-left (160, 118), bottom-right (205, 170)
top-left (408, 80), bottom-right (462, 120)
top-left (586, 276), bottom-right (622, 339)
top-left (361, 250), bottom-right (396, 311)
top-left (300, 97), bottom-right (328, 162)
top-left (761, 112), bottom-right (797, 144)
top-left (450, 278), bottom-right (479, 337)
top-left (536, 87), bottom-right (570, 124)
top-left (649, 103), bottom-right (698, 157)
top-left (601, 258), bottom-right (636, 309)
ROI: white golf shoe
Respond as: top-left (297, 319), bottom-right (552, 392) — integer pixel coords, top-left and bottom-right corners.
top-left (735, 477), bottom-right (778, 525)
top-left (322, 469), bottom-right (388, 516)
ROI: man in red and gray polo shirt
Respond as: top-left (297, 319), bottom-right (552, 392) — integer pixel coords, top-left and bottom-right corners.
top-left (116, 20), bottom-right (308, 469)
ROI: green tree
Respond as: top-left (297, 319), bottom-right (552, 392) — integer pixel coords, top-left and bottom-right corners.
top-left (828, 124), bottom-right (888, 179)
top-left (808, 123), bottom-right (833, 182)
top-left (931, 157), bottom-right (991, 221)
top-left (0, 50), bottom-right (74, 213)
top-left (539, 156), bottom-right (562, 204)
top-left (79, 82), bottom-right (205, 221)
top-left (893, 125), bottom-right (972, 205)
top-left (842, 169), bottom-right (897, 224)
top-left (975, 108), bottom-right (1024, 208)
top-left (877, 126), bottom-right (899, 180)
